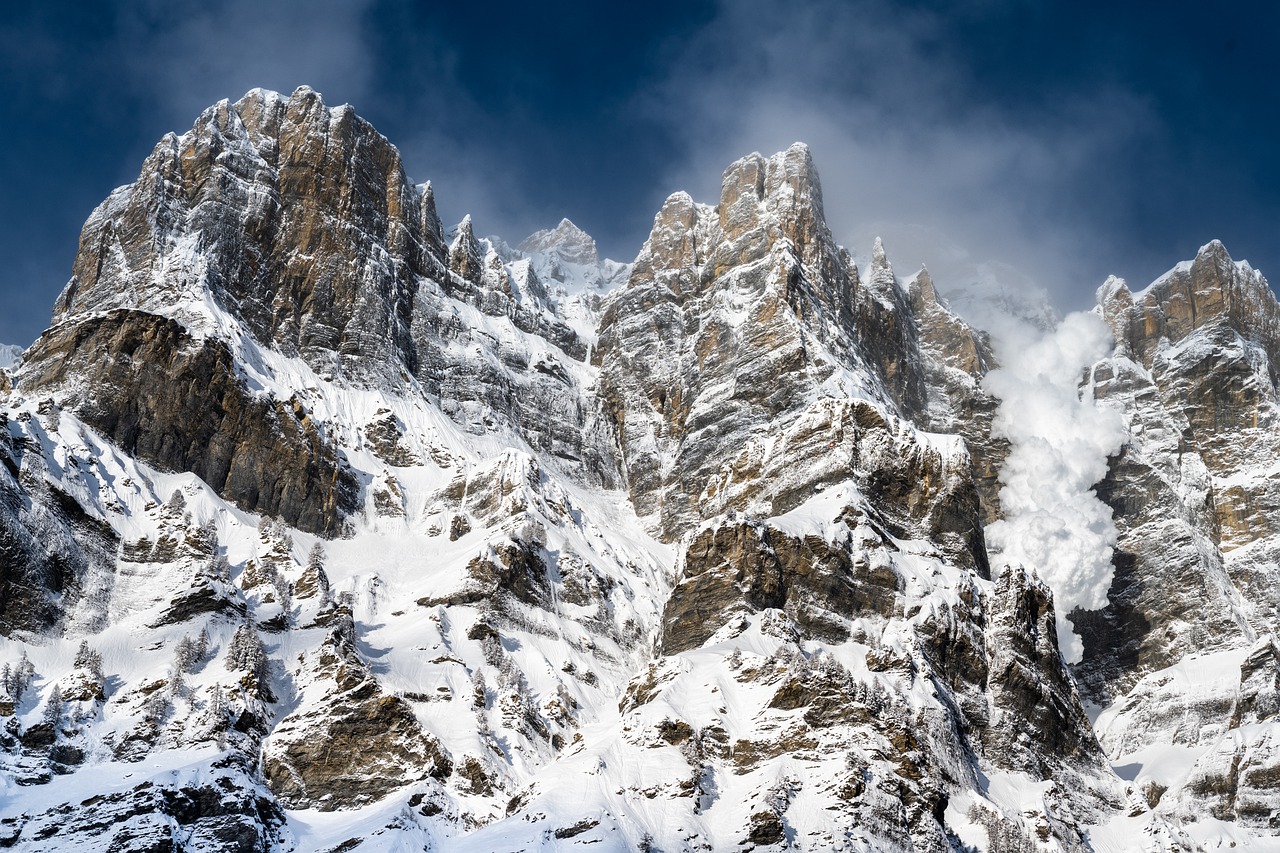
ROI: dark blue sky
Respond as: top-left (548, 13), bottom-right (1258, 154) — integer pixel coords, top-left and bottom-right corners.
top-left (1, 1), bottom-right (1277, 345)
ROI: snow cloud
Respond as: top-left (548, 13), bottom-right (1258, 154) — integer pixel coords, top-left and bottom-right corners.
top-left (982, 312), bottom-right (1127, 663)
top-left (643, 0), bottom-right (1155, 313)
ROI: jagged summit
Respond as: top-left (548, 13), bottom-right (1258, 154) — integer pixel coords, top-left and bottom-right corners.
top-left (519, 217), bottom-right (599, 265)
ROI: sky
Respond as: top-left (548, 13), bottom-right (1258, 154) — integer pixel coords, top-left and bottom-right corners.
top-left (1, 0), bottom-right (1278, 346)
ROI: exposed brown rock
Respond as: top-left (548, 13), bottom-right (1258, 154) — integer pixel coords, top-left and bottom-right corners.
top-left (597, 145), bottom-right (940, 541)
top-left (263, 616), bottom-right (451, 810)
top-left (20, 309), bottom-right (358, 536)
top-left (984, 565), bottom-right (1106, 775)
top-left (660, 517), bottom-right (898, 654)
top-left (908, 268), bottom-right (1006, 522)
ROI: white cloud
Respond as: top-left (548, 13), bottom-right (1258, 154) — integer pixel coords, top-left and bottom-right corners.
top-left (640, 0), bottom-right (1154, 312)
top-left (982, 312), bottom-right (1128, 663)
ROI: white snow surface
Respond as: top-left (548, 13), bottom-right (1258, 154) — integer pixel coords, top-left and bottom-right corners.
top-left (0, 344), bottom-right (21, 371)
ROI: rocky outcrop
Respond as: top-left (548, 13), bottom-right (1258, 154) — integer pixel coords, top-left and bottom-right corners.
top-left (661, 513), bottom-right (899, 654)
top-left (0, 411), bottom-right (118, 636)
top-left (908, 268), bottom-right (1007, 522)
top-left (1077, 243), bottom-right (1280, 701)
top-left (55, 87), bottom-right (426, 384)
top-left (263, 612), bottom-right (452, 809)
top-left (20, 309), bottom-right (358, 536)
top-left (1, 764), bottom-right (285, 852)
top-left (984, 565), bottom-right (1107, 776)
top-left (597, 145), bottom-right (941, 539)
top-left (43, 86), bottom-right (619, 528)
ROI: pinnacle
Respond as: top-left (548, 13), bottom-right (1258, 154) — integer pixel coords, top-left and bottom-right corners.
top-left (872, 236), bottom-right (887, 263)
top-left (519, 217), bottom-right (599, 264)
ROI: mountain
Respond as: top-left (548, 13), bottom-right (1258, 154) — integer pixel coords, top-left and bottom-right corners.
top-left (2, 87), bottom-right (1279, 852)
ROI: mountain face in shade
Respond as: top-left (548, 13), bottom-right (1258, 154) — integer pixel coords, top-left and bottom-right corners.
top-left (2, 88), bottom-right (1280, 852)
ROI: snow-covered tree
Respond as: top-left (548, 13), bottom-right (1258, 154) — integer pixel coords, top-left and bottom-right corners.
top-left (167, 667), bottom-right (188, 700)
top-left (166, 489), bottom-right (186, 512)
top-left (173, 626), bottom-right (210, 675)
top-left (207, 683), bottom-right (228, 723)
top-left (42, 684), bottom-right (63, 727)
top-left (5, 651), bottom-right (36, 701)
top-left (141, 691), bottom-right (169, 725)
top-left (208, 553), bottom-right (232, 584)
top-left (74, 640), bottom-right (104, 679)
top-left (226, 623), bottom-right (266, 682)
top-left (297, 543), bottom-right (331, 602)
top-left (200, 519), bottom-right (219, 554)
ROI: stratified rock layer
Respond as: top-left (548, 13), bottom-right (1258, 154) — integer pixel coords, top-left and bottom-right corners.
top-left (22, 310), bottom-right (358, 536)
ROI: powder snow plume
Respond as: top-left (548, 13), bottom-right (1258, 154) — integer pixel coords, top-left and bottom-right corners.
top-left (982, 310), bottom-right (1127, 663)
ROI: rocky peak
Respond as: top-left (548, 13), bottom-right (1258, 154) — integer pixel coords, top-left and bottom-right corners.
top-left (519, 218), bottom-right (599, 266)
top-left (1096, 275), bottom-right (1135, 357)
top-left (448, 214), bottom-right (484, 285)
top-left (907, 267), bottom-right (994, 390)
top-left (1108, 240), bottom-right (1280, 371)
top-left (21, 89), bottom-right (620, 537)
top-left (717, 142), bottom-right (829, 272)
top-left (599, 148), bottom-right (956, 543)
top-left (417, 181), bottom-right (447, 261)
top-left (867, 236), bottom-right (897, 293)
top-left (909, 265), bottom-right (941, 307)
top-left (52, 86), bottom-right (432, 386)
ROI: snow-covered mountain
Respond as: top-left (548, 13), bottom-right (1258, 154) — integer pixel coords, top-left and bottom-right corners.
top-left (3, 87), bottom-right (1280, 852)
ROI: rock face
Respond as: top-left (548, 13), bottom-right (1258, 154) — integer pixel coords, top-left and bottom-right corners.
top-left (0, 410), bottom-right (118, 635)
top-left (597, 146), bottom-right (956, 540)
top-left (21, 87), bottom-right (622, 536)
top-left (54, 88), bottom-right (424, 382)
top-left (908, 268), bottom-right (1007, 521)
top-left (262, 612), bottom-right (451, 809)
top-left (1073, 241), bottom-right (1280, 830)
top-left (6, 90), bottom-right (1280, 852)
top-left (21, 310), bottom-right (358, 535)
top-left (1078, 241), bottom-right (1280, 699)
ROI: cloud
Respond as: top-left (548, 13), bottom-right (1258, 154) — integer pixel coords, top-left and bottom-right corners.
top-left (640, 0), bottom-right (1156, 312)
top-left (981, 311), bottom-right (1128, 663)
top-left (111, 0), bottom-right (378, 123)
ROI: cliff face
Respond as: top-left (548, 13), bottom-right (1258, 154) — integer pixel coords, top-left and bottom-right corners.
top-left (25, 87), bottom-right (618, 536)
top-left (3, 89), bottom-right (1280, 852)
top-left (1073, 242), bottom-right (1280, 830)
top-left (596, 146), bottom-right (967, 543)
top-left (54, 88), bottom-right (426, 382)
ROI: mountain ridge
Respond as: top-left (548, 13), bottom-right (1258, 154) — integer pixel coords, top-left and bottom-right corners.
top-left (2, 87), bottom-right (1280, 852)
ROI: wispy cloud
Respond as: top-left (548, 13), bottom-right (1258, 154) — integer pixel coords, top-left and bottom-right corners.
top-left (641, 0), bottom-right (1157, 310)
top-left (111, 0), bottom-right (378, 123)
